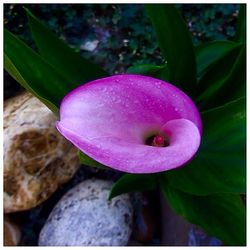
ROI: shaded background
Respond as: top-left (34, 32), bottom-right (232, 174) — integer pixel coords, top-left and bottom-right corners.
top-left (4, 4), bottom-right (239, 246)
top-left (4, 4), bottom-right (239, 99)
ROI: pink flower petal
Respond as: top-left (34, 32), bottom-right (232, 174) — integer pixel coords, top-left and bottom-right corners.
top-left (57, 118), bottom-right (200, 173)
top-left (57, 74), bottom-right (202, 173)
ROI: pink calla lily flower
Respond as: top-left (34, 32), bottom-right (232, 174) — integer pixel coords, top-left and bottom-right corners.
top-left (56, 74), bottom-right (202, 173)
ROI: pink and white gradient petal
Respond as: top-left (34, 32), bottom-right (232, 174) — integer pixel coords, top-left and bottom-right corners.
top-left (57, 74), bottom-right (202, 173)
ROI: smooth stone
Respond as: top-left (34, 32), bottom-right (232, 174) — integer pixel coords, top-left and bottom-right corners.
top-left (80, 39), bottom-right (99, 51)
top-left (4, 215), bottom-right (21, 246)
top-left (39, 179), bottom-right (133, 246)
top-left (4, 92), bottom-right (80, 213)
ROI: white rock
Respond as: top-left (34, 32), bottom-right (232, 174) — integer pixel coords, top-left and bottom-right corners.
top-left (80, 40), bottom-right (99, 51)
top-left (39, 179), bottom-right (133, 246)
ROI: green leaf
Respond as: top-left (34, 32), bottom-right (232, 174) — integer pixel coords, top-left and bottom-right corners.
top-left (77, 151), bottom-right (108, 170)
top-left (165, 97), bottom-right (246, 195)
top-left (4, 54), bottom-right (58, 114)
top-left (127, 64), bottom-right (169, 82)
top-left (234, 4), bottom-right (246, 43)
top-left (195, 41), bottom-right (238, 79)
top-left (196, 44), bottom-right (246, 110)
top-left (127, 64), bottom-right (166, 77)
top-left (145, 4), bottom-right (196, 96)
top-left (4, 29), bottom-right (77, 111)
top-left (161, 183), bottom-right (246, 246)
top-left (109, 174), bottom-right (158, 200)
top-left (25, 8), bottom-right (107, 85)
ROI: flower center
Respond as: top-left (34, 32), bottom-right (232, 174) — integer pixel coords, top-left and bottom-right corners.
top-left (145, 134), bottom-right (170, 147)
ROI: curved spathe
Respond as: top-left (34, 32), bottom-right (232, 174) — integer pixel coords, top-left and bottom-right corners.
top-left (57, 74), bottom-right (202, 173)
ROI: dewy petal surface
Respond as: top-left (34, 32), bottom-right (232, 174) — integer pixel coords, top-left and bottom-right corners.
top-left (57, 74), bottom-right (202, 173)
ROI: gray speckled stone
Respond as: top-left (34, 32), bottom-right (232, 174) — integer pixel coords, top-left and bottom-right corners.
top-left (38, 179), bottom-right (133, 246)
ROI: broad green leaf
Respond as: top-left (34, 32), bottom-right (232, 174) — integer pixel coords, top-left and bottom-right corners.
top-left (127, 64), bottom-right (166, 77)
top-left (196, 44), bottom-right (241, 95)
top-left (109, 174), bottom-right (158, 200)
top-left (145, 4), bottom-right (196, 96)
top-left (4, 54), bottom-right (58, 114)
top-left (161, 183), bottom-right (246, 246)
top-left (234, 4), bottom-right (246, 43)
top-left (4, 29), bottom-right (77, 111)
top-left (127, 64), bottom-right (169, 82)
top-left (213, 44), bottom-right (246, 105)
top-left (196, 44), bottom-right (245, 110)
top-left (127, 64), bottom-right (168, 82)
top-left (25, 8), bottom-right (107, 85)
top-left (165, 97), bottom-right (246, 195)
top-left (78, 151), bottom-right (108, 170)
top-left (195, 40), bottom-right (238, 79)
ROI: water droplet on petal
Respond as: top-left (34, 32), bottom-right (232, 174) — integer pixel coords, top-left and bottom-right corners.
top-left (155, 81), bottom-right (162, 89)
top-left (129, 80), bottom-right (135, 86)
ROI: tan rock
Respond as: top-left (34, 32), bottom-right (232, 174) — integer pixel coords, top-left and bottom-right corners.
top-left (4, 215), bottom-right (21, 246)
top-left (4, 92), bottom-right (80, 213)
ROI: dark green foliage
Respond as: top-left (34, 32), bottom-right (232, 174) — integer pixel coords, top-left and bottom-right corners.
top-left (145, 4), bottom-right (197, 96)
top-left (165, 97), bottom-right (246, 195)
top-left (126, 64), bottom-right (166, 78)
top-left (4, 29), bottom-right (68, 114)
top-left (195, 40), bottom-right (239, 79)
top-left (25, 8), bottom-right (107, 85)
top-left (4, 4), bottom-right (238, 74)
top-left (78, 151), bottom-right (108, 170)
top-left (196, 44), bottom-right (246, 110)
top-left (109, 174), bottom-right (158, 200)
top-left (4, 4), bottom-right (163, 74)
top-left (4, 8), bottom-right (109, 114)
top-left (161, 183), bottom-right (246, 245)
